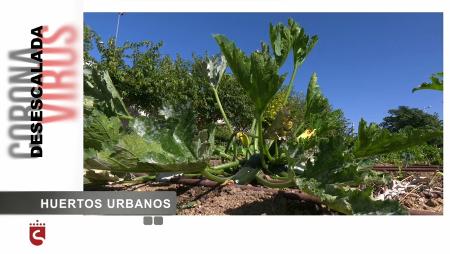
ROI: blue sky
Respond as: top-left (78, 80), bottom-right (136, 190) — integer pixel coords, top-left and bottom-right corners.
top-left (84, 13), bottom-right (443, 126)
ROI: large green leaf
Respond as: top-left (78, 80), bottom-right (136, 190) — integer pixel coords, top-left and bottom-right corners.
top-left (354, 119), bottom-right (443, 158)
top-left (250, 48), bottom-right (287, 115)
top-left (292, 131), bottom-right (404, 215)
top-left (294, 74), bottom-right (345, 145)
top-left (268, 19), bottom-right (317, 68)
top-left (214, 34), bottom-right (286, 116)
top-left (213, 35), bottom-right (251, 93)
top-left (412, 72), bottom-right (443, 93)
top-left (291, 73), bottom-right (349, 178)
top-left (131, 110), bottom-right (213, 160)
top-left (295, 178), bottom-right (407, 215)
top-left (206, 55), bottom-right (227, 87)
top-left (269, 22), bottom-right (292, 66)
top-left (295, 178), bottom-right (351, 214)
top-left (329, 162), bottom-right (389, 186)
top-left (293, 131), bottom-right (387, 188)
top-left (304, 73), bottom-right (330, 120)
top-left (288, 18), bottom-right (318, 66)
top-left (286, 71), bottom-right (405, 214)
top-left (84, 66), bottom-right (130, 117)
top-left (329, 185), bottom-right (407, 215)
top-left (84, 110), bottom-right (121, 150)
top-left (301, 136), bottom-right (345, 180)
top-left (85, 110), bottom-right (213, 174)
top-left (85, 134), bottom-right (208, 173)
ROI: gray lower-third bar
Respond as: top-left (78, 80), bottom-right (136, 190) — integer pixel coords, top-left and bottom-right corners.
top-left (0, 191), bottom-right (176, 215)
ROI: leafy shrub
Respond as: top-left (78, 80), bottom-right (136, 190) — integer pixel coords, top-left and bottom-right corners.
top-left (377, 144), bottom-right (443, 165)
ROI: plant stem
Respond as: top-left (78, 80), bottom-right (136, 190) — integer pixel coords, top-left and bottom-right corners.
top-left (255, 170), bottom-right (295, 188)
top-left (253, 121), bottom-right (259, 153)
top-left (282, 62), bottom-right (300, 105)
top-left (118, 114), bottom-right (134, 120)
top-left (257, 117), bottom-right (268, 169)
top-left (250, 119), bottom-right (256, 135)
top-left (203, 160), bottom-right (240, 178)
top-left (211, 86), bottom-right (233, 132)
top-left (249, 119), bottom-right (257, 150)
top-left (212, 160), bottom-right (240, 171)
top-left (271, 175), bottom-right (290, 180)
top-left (257, 116), bottom-right (274, 163)
top-left (225, 133), bottom-right (235, 154)
top-left (206, 168), bottom-right (224, 175)
top-left (201, 167), bottom-right (230, 183)
top-left (274, 139), bottom-right (279, 159)
top-left (183, 173), bottom-right (203, 177)
top-left (217, 151), bottom-right (233, 160)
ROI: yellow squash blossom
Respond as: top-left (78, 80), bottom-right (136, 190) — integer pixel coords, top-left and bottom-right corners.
top-left (236, 131), bottom-right (250, 147)
top-left (298, 129), bottom-right (316, 140)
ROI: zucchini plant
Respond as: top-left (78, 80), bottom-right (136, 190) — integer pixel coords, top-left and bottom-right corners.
top-left (84, 19), bottom-right (442, 214)
top-left (412, 72), bottom-right (443, 93)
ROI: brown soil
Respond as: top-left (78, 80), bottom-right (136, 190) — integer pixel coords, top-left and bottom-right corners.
top-left (105, 182), bottom-right (338, 215)
top-left (392, 171), bottom-right (443, 213)
top-left (90, 171), bottom-right (443, 215)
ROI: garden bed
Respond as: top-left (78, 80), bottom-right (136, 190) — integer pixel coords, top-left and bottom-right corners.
top-left (376, 171), bottom-right (443, 214)
top-left (91, 169), bottom-right (442, 215)
top-left (99, 182), bottom-right (339, 215)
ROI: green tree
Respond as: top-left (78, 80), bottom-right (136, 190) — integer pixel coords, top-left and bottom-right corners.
top-left (83, 26), bottom-right (254, 129)
top-left (378, 106), bottom-right (443, 164)
top-left (380, 106), bottom-right (442, 132)
top-left (83, 25), bottom-right (97, 63)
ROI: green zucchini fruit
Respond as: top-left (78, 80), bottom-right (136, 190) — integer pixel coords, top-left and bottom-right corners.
top-left (231, 166), bottom-right (259, 185)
